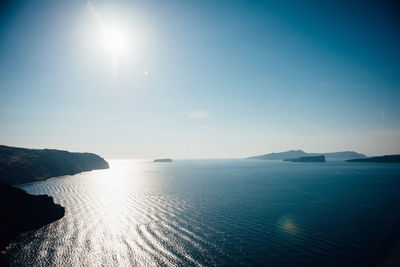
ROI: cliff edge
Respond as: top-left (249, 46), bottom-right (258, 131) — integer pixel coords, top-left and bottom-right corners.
top-left (0, 145), bottom-right (109, 185)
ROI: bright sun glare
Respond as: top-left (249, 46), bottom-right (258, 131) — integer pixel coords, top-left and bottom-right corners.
top-left (87, 3), bottom-right (130, 60)
top-left (86, 2), bottom-right (146, 78)
top-left (100, 24), bottom-right (128, 57)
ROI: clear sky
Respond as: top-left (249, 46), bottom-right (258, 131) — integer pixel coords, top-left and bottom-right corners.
top-left (1, 0), bottom-right (400, 158)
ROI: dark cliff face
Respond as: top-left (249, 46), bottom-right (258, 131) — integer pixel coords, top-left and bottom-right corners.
top-left (0, 181), bottom-right (65, 265)
top-left (0, 145), bottom-right (109, 185)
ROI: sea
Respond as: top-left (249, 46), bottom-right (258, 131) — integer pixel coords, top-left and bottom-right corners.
top-left (6, 159), bottom-right (400, 266)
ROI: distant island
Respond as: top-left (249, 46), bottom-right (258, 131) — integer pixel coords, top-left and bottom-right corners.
top-left (283, 155), bottom-right (326, 162)
top-left (247, 149), bottom-right (366, 161)
top-left (346, 155), bottom-right (400, 163)
top-left (0, 145), bottom-right (109, 185)
top-left (153, 158), bottom-right (173, 162)
top-left (0, 180), bottom-right (65, 266)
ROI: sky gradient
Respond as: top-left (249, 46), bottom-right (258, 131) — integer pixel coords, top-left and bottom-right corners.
top-left (1, 0), bottom-right (400, 158)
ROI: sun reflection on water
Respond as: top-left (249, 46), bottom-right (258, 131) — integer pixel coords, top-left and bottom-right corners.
top-left (277, 215), bottom-right (300, 237)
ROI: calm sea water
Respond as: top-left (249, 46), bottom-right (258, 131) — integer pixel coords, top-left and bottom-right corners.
top-left (6, 159), bottom-right (400, 266)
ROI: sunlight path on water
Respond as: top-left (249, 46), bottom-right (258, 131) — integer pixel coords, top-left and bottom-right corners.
top-left (8, 160), bottom-right (226, 266)
top-left (6, 160), bottom-right (400, 266)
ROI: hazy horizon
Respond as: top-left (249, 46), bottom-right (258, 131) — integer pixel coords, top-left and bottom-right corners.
top-left (0, 143), bottom-right (386, 160)
top-left (1, 0), bottom-right (400, 159)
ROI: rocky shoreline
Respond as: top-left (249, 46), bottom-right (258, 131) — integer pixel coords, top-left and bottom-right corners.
top-left (0, 181), bottom-right (65, 266)
top-left (0, 145), bottom-right (110, 266)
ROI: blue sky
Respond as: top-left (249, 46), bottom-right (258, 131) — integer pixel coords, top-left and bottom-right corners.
top-left (1, 0), bottom-right (399, 158)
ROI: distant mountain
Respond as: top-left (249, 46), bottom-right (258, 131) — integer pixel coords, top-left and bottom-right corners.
top-left (346, 155), bottom-right (400, 163)
top-left (284, 155), bottom-right (326, 162)
top-left (247, 150), bottom-right (366, 161)
top-left (0, 145), bottom-right (109, 185)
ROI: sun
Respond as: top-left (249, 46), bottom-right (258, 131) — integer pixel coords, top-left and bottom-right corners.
top-left (100, 24), bottom-right (129, 57)
top-left (86, 3), bottom-right (137, 77)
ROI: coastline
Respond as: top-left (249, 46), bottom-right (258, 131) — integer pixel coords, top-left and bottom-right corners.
top-left (0, 145), bottom-right (110, 266)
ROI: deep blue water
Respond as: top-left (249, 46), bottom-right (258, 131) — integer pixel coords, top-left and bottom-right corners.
top-left (6, 159), bottom-right (400, 266)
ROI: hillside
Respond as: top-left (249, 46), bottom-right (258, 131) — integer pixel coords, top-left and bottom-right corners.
top-left (0, 145), bottom-right (109, 185)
